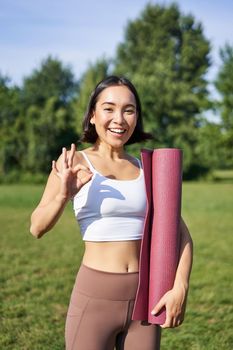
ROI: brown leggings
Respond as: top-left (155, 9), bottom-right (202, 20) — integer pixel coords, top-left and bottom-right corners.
top-left (65, 264), bottom-right (161, 350)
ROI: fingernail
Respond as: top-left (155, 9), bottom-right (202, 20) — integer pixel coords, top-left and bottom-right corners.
top-left (151, 311), bottom-right (156, 315)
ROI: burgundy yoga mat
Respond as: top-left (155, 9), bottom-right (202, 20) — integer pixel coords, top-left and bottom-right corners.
top-left (132, 148), bottom-right (183, 325)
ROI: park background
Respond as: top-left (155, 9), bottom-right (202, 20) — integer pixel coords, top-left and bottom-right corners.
top-left (0, 0), bottom-right (232, 349)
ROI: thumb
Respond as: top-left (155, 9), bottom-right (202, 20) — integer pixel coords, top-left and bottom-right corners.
top-left (151, 296), bottom-right (166, 316)
top-left (73, 164), bottom-right (92, 174)
top-left (79, 172), bottom-right (93, 186)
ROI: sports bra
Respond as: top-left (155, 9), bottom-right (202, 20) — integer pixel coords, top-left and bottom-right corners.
top-left (72, 151), bottom-right (147, 241)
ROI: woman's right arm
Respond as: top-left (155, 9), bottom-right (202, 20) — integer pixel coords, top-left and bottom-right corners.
top-left (30, 144), bottom-right (93, 239)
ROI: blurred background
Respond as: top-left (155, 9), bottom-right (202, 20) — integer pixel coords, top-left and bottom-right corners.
top-left (0, 1), bottom-right (232, 349)
top-left (1, 0), bottom-right (233, 181)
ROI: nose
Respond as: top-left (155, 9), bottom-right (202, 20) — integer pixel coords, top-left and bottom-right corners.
top-left (113, 110), bottom-right (125, 125)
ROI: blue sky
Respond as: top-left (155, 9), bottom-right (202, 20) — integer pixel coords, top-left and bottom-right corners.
top-left (0, 0), bottom-right (233, 87)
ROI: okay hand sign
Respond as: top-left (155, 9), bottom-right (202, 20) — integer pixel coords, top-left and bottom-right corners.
top-left (52, 144), bottom-right (93, 200)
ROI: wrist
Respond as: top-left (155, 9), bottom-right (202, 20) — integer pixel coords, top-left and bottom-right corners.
top-left (173, 277), bottom-right (189, 292)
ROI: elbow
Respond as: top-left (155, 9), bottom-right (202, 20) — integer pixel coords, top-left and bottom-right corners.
top-left (186, 227), bottom-right (194, 252)
top-left (180, 220), bottom-right (194, 251)
top-left (190, 234), bottom-right (194, 250)
top-left (30, 223), bottom-right (44, 239)
top-left (30, 211), bottom-right (46, 239)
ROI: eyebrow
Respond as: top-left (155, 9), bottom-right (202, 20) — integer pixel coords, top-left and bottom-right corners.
top-left (101, 102), bottom-right (136, 108)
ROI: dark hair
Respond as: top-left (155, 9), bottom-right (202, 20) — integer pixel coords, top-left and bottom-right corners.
top-left (80, 75), bottom-right (153, 145)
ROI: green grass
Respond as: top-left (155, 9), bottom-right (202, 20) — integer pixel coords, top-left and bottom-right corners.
top-left (0, 183), bottom-right (233, 349)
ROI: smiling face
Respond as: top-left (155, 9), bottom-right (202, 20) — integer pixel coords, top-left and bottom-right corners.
top-left (90, 85), bottom-right (137, 149)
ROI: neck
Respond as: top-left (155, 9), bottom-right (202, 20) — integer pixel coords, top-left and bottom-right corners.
top-left (92, 139), bottom-right (125, 160)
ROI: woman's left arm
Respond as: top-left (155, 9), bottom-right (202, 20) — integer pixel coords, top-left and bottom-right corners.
top-left (151, 216), bottom-right (193, 328)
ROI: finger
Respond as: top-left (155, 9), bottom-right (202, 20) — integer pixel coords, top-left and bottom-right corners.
top-left (52, 160), bottom-right (61, 177)
top-left (151, 297), bottom-right (165, 316)
top-left (160, 315), bottom-right (172, 329)
top-left (160, 305), bottom-right (174, 328)
top-left (174, 316), bottom-right (183, 328)
top-left (73, 163), bottom-right (93, 174)
top-left (62, 147), bottom-right (68, 169)
top-left (79, 173), bottom-right (93, 186)
top-left (68, 143), bottom-right (76, 168)
top-left (171, 306), bottom-right (183, 327)
top-left (177, 317), bottom-right (183, 327)
top-left (172, 316), bottom-right (178, 328)
top-left (52, 160), bottom-right (57, 171)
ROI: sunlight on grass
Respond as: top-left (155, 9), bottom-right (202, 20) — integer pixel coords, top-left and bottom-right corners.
top-left (0, 183), bottom-right (232, 349)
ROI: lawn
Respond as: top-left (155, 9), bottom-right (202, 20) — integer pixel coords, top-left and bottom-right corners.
top-left (0, 182), bottom-right (232, 349)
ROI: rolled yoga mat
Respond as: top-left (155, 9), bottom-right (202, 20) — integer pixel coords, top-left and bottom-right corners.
top-left (132, 148), bottom-right (183, 325)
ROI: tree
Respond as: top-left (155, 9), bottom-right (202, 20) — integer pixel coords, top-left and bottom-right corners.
top-left (20, 57), bottom-right (79, 173)
top-left (73, 58), bottom-right (110, 137)
top-left (0, 74), bottom-right (23, 176)
top-left (195, 119), bottom-right (226, 170)
top-left (23, 98), bottom-right (77, 173)
top-left (214, 44), bottom-right (233, 168)
top-left (114, 3), bottom-right (211, 177)
top-left (22, 56), bottom-right (78, 107)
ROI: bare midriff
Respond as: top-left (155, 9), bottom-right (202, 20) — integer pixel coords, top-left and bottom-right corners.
top-left (82, 240), bottom-right (142, 273)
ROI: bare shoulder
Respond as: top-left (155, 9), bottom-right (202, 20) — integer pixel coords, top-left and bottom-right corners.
top-left (79, 146), bottom-right (94, 155)
top-left (77, 146), bottom-right (97, 157)
top-left (73, 149), bottom-right (82, 164)
top-left (55, 147), bottom-right (87, 168)
top-left (75, 147), bottom-right (91, 164)
top-left (125, 153), bottom-right (141, 167)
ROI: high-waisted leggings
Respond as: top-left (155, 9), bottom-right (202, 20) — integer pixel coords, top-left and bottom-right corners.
top-left (65, 264), bottom-right (161, 350)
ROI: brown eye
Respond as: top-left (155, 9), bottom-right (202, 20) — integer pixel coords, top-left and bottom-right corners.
top-left (125, 109), bottom-right (134, 114)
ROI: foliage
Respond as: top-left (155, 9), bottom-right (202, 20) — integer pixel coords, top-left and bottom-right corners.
top-left (214, 44), bottom-right (233, 168)
top-left (0, 74), bottom-right (23, 175)
top-left (22, 56), bottom-right (79, 172)
top-left (21, 56), bottom-right (78, 107)
top-left (72, 57), bottom-right (110, 138)
top-left (195, 119), bottom-right (227, 171)
top-left (0, 4), bottom-right (232, 180)
top-left (0, 57), bottom-right (79, 176)
top-left (114, 3), bottom-right (211, 177)
top-left (23, 97), bottom-right (77, 173)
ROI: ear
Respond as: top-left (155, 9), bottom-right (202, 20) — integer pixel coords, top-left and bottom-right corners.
top-left (90, 112), bottom-right (95, 125)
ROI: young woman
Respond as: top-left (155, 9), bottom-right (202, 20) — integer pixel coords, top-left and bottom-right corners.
top-left (30, 76), bottom-right (193, 350)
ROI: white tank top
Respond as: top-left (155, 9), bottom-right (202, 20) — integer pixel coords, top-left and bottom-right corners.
top-left (72, 151), bottom-right (147, 241)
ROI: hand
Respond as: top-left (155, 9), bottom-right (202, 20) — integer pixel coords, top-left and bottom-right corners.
top-left (52, 144), bottom-right (93, 200)
top-left (151, 285), bottom-right (188, 328)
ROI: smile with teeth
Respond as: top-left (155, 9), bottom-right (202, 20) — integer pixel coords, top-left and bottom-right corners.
top-left (108, 128), bottom-right (126, 134)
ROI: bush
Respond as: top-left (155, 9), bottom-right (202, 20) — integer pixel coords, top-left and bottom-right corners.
top-left (0, 171), bottom-right (46, 184)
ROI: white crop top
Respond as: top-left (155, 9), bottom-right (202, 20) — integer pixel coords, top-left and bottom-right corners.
top-left (72, 151), bottom-right (147, 241)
